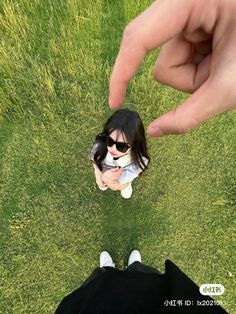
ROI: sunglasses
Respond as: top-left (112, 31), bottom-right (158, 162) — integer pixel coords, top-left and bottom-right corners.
top-left (105, 136), bottom-right (131, 153)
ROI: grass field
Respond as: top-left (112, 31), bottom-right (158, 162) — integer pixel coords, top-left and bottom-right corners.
top-left (0, 0), bottom-right (235, 313)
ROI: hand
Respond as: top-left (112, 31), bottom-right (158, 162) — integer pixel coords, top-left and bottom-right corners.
top-left (96, 178), bottom-right (107, 189)
top-left (94, 172), bottom-right (107, 189)
top-left (102, 168), bottom-right (122, 185)
top-left (109, 0), bottom-right (236, 136)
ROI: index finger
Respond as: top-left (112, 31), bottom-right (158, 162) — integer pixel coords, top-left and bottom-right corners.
top-left (109, 0), bottom-right (192, 108)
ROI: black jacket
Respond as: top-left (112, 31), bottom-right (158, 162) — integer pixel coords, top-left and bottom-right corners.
top-left (55, 260), bottom-right (228, 314)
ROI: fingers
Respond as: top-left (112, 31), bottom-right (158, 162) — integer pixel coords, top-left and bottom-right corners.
top-left (105, 168), bottom-right (118, 174)
top-left (109, 0), bottom-right (193, 108)
top-left (109, 168), bottom-right (122, 177)
top-left (113, 170), bottom-right (122, 178)
top-left (152, 35), bottom-right (211, 93)
top-left (110, 168), bottom-right (121, 172)
top-left (147, 79), bottom-right (232, 136)
top-left (104, 168), bottom-right (122, 180)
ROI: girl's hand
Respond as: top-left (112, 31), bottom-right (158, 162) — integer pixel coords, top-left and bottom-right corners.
top-left (106, 181), bottom-right (129, 191)
top-left (102, 168), bottom-right (122, 184)
top-left (96, 179), bottom-right (107, 189)
top-left (93, 165), bottom-right (107, 189)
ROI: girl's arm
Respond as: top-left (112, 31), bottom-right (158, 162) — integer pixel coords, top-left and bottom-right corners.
top-left (92, 163), bottom-right (107, 189)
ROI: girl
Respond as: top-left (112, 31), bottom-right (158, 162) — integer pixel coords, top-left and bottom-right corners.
top-left (89, 109), bottom-right (150, 199)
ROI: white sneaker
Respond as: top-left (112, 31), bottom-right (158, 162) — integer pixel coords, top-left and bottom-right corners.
top-left (128, 250), bottom-right (141, 266)
top-left (98, 185), bottom-right (108, 191)
top-left (121, 183), bottom-right (133, 199)
top-left (100, 251), bottom-right (115, 267)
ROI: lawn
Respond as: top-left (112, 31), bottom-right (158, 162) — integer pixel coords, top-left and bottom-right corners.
top-left (0, 0), bottom-right (235, 313)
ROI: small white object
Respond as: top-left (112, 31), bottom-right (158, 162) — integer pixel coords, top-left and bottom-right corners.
top-left (98, 185), bottom-right (108, 191)
top-left (199, 284), bottom-right (225, 296)
top-left (100, 251), bottom-right (115, 268)
top-left (128, 250), bottom-right (142, 266)
top-left (121, 183), bottom-right (133, 199)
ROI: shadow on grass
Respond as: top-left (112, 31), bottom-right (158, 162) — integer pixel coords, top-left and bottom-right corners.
top-left (100, 191), bottom-right (158, 267)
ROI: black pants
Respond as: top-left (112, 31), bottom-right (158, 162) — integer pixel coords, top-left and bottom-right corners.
top-left (80, 262), bottom-right (161, 288)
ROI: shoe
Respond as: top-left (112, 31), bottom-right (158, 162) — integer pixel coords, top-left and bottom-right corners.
top-left (100, 251), bottom-right (115, 267)
top-left (98, 185), bottom-right (108, 191)
top-left (121, 183), bottom-right (133, 199)
top-left (128, 250), bottom-right (141, 266)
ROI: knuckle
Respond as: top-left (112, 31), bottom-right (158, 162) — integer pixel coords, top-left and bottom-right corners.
top-left (168, 109), bottom-right (194, 134)
top-left (177, 121), bottom-right (191, 134)
top-left (175, 111), bottom-right (196, 134)
top-left (122, 22), bottom-right (136, 42)
top-left (152, 62), bottom-right (167, 84)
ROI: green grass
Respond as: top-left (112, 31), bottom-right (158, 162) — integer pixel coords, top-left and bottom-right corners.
top-left (0, 0), bottom-right (235, 313)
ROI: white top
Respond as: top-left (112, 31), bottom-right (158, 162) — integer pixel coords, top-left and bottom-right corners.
top-left (89, 143), bottom-right (149, 184)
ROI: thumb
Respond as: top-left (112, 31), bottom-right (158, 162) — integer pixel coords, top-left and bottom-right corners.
top-left (111, 168), bottom-right (119, 172)
top-left (147, 80), bottom-right (231, 137)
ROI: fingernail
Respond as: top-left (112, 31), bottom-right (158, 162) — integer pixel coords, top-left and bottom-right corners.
top-left (148, 126), bottom-right (164, 137)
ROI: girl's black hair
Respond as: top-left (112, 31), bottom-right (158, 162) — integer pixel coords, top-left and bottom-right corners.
top-left (94, 109), bottom-right (150, 171)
